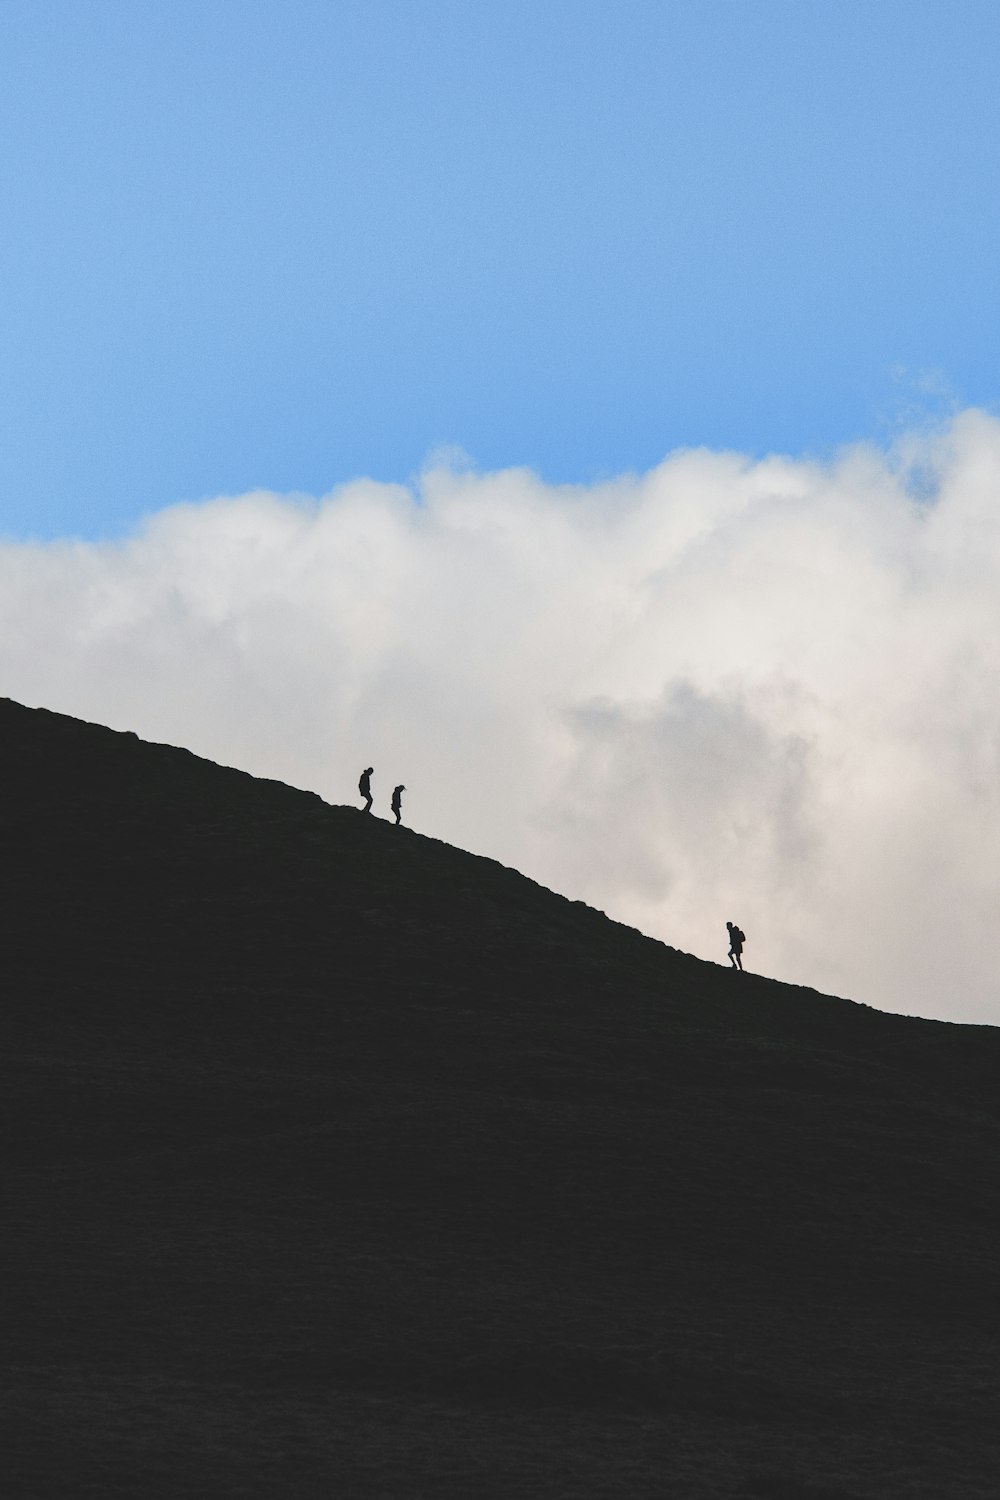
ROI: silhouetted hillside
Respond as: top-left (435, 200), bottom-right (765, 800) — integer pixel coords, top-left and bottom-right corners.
top-left (2, 697), bottom-right (998, 1498)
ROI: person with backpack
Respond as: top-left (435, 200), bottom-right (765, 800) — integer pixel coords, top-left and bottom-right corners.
top-left (358, 767), bottom-right (374, 813)
top-left (726, 921), bottom-right (745, 971)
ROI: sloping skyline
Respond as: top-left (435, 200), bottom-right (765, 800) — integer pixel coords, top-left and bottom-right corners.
top-left (3, 4), bottom-right (999, 1024)
top-left (6, 693), bottom-right (998, 1496)
top-left (4, 409), bottom-right (1000, 1025)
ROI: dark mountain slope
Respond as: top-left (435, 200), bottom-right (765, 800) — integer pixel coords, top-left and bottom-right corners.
top-left (1, 696), bottom-right (998, 1499)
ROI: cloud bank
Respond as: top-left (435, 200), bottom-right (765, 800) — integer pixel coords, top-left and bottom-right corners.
top-left (4, 410), bottom-right (1000, 1024)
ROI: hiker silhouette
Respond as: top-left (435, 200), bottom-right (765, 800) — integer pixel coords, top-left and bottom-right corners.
top-left (727, 921), bottom-right (745, 971)
top-left (391, 785), bottom-right (405, 826)
top-left (358, 767), bottom-right (374, 814)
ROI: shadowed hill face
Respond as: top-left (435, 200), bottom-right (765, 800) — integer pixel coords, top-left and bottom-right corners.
top-left (2, 696), bottom-right (999, 1499)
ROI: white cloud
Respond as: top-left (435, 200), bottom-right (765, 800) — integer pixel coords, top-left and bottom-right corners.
top-left (3, 410), bottom-right (1000, 1023)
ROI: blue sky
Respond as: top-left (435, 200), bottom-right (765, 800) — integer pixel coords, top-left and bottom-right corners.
top-left (2, 0), bottom-right (999, 540)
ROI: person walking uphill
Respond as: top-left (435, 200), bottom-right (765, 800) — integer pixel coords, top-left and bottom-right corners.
top-left (727, 921), bottom-right (746, 971)
top-left (391, 784), bottom-right (406, 826)
top-left (358, 767), bottom-right (374, 814)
